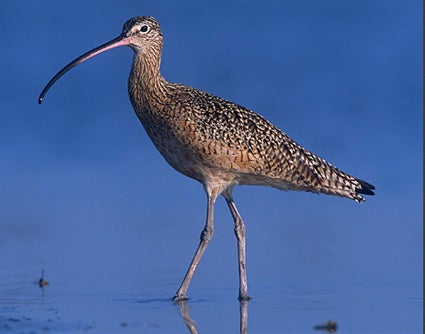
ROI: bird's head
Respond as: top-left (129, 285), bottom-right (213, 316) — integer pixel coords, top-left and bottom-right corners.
top-left (121, 16), bottom-right (163, 53)
top-left (38, 16), bottom-right (162, 104)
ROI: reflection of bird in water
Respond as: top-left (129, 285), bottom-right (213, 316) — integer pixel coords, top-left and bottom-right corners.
top-left (177, 299), bottom-right (249, 334)
top-left (39, 16), bottom-right (375, 301)
top-left (177, 301), bottom-right (199, 334)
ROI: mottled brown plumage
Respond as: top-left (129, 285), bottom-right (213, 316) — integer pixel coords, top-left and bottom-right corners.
top-left (39, 16), bottom-right (374, 301)
top-left (126, 17), bottom-right (373, 203)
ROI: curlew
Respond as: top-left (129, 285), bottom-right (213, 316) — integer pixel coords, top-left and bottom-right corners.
top-left (38, 16), bottom-right (375, 301)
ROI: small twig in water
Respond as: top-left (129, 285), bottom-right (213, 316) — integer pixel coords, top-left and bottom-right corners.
top-left (314, 320), bottom-right (338, 332)
top-left (38, 269), bottom-right (49, 287)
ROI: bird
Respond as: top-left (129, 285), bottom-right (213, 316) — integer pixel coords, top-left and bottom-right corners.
top-left (38, 16), bottom-right (375, 301)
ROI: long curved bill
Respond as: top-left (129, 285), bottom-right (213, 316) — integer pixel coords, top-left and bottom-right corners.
top-left (38, 34), bottom-right (130, 104)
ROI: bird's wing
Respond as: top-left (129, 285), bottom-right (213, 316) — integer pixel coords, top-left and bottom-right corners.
top-left (172, 87), bottom-right (374, 201)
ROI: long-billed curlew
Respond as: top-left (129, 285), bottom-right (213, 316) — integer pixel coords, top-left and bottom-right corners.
top-left (38, 16), bottom-right (375, 301)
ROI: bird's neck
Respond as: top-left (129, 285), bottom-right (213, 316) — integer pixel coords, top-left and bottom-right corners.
top-left (128, 51), bottom-right (169, 115)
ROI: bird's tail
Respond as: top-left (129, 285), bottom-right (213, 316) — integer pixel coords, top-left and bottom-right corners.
top-left (318, 165), bottom-right (375, 203)
top-left (355, 178), bottom-right (376, 196)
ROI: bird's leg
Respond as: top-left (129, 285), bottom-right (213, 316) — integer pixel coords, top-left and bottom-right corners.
top-left (239, 298), bottom-right (249, 334)
top-left (223, 192), bottom-right (251, 301)
top-left (174, 193), bottom-right (216, 301)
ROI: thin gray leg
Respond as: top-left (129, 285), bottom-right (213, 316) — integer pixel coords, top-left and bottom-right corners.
top-left (223, 191), bottom-right (251, 301)
top-left (174, 192), bottom-right (216, 301)
top-left (239, 299), bottom-right (249, 334)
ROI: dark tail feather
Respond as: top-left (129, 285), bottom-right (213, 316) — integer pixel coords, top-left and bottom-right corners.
top-left (355, 178), bottom-right (375, 196)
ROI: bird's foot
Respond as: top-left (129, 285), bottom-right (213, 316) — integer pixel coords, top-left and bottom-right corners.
top-left (173, 294), bottom-right (189, 303)
top-left (238, 294), bottom-right (252, 302)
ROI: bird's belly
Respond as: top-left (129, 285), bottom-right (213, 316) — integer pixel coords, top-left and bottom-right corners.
top-left (146, 127), bottom-right (243, 188)
top-left (158, 144), bottom-right (204, 180)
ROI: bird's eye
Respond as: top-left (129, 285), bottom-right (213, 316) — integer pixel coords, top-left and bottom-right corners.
top-left (140, 25), bottom-right (149, 33)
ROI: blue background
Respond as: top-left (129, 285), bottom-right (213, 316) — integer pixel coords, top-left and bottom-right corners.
top-left (0, 1), bottom-right (422, 333)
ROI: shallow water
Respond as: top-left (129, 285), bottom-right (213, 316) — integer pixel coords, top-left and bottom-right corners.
top-left (0, 0), bottom-right (422, 333)
top-left (0, 199), bottom-right (422, 333)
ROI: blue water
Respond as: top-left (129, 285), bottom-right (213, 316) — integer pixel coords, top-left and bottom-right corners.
top-left (0, 1), bottom-right (422, 333)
